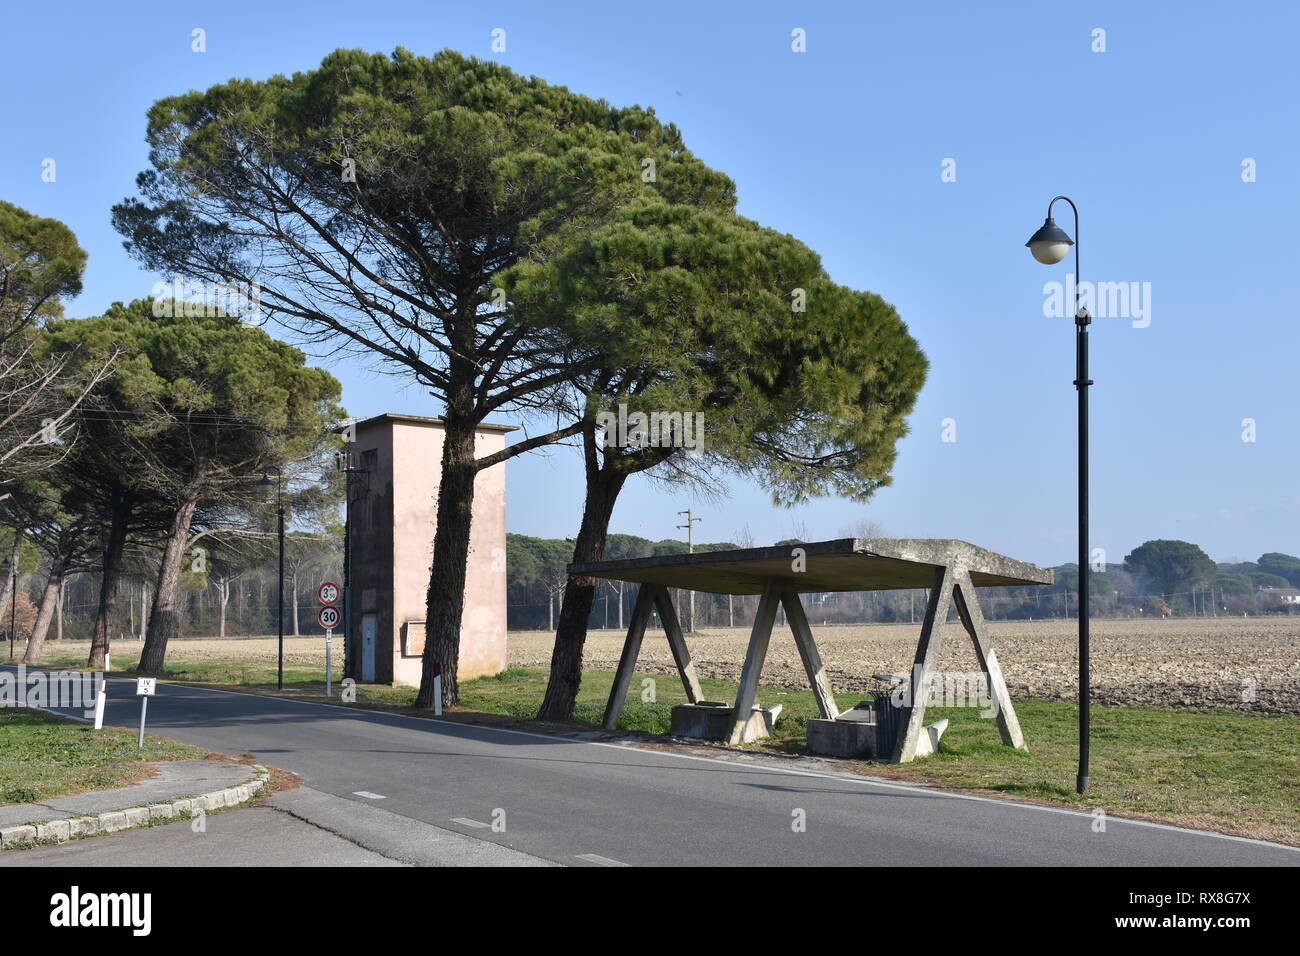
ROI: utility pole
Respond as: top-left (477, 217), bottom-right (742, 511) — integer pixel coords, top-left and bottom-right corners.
top-left (677, 509), bottom-right (701, 632)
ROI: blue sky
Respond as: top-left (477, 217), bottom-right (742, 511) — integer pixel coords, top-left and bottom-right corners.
top-left (4, 0), bottom-right (1297, 567)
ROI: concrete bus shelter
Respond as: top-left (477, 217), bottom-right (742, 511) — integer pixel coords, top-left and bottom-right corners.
top-left (570, 538), bottom-right (1052, 762)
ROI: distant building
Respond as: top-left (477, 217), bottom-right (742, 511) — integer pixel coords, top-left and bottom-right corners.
top-left (1256, 587), bottom-right (1300, 605)
top-left (346, 413), bottom-right (515, 687)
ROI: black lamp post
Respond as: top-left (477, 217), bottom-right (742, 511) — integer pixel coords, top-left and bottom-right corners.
top-left (258, 471), bottom-right (285, 690)
top-left (1026, 195), bottom-right (1091, 795)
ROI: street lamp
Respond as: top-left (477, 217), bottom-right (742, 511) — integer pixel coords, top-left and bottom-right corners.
top-left (1026, 195), bottom-right (1091, 795)
top-left (259, 471), bottom-right (285, 690)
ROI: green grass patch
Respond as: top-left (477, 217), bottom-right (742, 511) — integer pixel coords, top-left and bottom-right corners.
top-left (0, 709), bottom-right (206, 804)
top-left (29, 644), bottom-right (342, 688)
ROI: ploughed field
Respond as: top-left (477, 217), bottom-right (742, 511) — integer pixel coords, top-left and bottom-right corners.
top-left (509, 616), bottom-right (1300, 715)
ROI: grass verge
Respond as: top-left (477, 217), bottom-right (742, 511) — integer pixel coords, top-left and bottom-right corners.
top-left (0, 709), bottom-right (207, 804)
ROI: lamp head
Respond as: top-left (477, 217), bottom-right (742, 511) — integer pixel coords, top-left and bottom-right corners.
top-left (1026, 216), bottom-right (1074, 264)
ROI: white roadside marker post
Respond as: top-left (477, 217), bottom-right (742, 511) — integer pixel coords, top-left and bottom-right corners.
top-left (135, 677), bottom-right (156, 748)
top-left (93, 675), bottom-right (107, 730)
top-left (434, 662), bottom-right (443, 716)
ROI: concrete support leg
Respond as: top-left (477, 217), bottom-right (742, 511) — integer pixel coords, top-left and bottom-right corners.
top-left (653, 587), bottom-right (703, 703)
top-left (952, 568), bottom-right (1025, 750)
top-left (602, 583), bottom-right (658, 730)
top-left (728, 579), bottom-right (780, 745)
top-left (780, 589), bottom-right (839, 719)
top-left (892, 565), bottom-right (955, 762)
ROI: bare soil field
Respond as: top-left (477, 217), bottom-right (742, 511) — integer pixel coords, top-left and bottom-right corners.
top-left (509, 616), bottom-right (1300, 715)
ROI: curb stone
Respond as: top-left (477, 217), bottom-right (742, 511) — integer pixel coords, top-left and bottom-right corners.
top-left (0, 764), bottom-right (269, 851)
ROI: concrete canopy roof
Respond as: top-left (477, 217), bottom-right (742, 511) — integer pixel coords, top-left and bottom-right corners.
top-left (568, 538), bottom-right (1053, 595)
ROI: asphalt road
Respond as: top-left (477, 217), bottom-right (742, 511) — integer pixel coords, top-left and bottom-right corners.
top-left (10, 669), bottom-right (1299, 866)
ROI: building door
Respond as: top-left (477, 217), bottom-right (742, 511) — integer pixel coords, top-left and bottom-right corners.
top-left (361, 614), bottom-right (377, 683)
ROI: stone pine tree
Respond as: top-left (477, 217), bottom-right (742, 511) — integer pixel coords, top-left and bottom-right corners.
top-left (0, 201), bottom-right (113, 484)
top-left (504, 201), bottom-right (928, 719)
top-left (1123, 540), bottom-right (1217, 604)
top-left (111, 48), bottom-right (736, 706)
top-left (0, 476), bottom-right (100, 663)
top-left (44, 300), bottom-right (342, 670)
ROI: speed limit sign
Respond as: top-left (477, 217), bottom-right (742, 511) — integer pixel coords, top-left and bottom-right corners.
top-left (317, 581), bottom-right (340, 606)
top-left (317, 605), bottom-right (340, 630)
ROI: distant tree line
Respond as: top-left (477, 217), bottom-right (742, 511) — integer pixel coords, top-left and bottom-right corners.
top-left (504, 534), bottom-right (1300, 630)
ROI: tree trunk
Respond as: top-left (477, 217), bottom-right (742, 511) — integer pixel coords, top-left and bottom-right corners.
top-left (218, 578), bottom-right (229, 638)
top-left (88, 496), bottom-right (131, 669)
top-left (24, 560), bottom-right (66, 663)
top-left (55, 576), bottom-right (63, 641)
top-left (291, 567), bottom-right (300, 636)
top-left (417, 418), bottom-right (479, 709)
top-left (0, 531), bottom-right (20, 624)
top-left (139, 497), bottom-right (199, 674)
top-left (537, 463), bottom-right (626, 721)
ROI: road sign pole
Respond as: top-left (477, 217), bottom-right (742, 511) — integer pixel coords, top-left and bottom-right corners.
top-left (317, 584), bottom-right (342, 698)
top-left (134, 677), bottom-right (156, 746)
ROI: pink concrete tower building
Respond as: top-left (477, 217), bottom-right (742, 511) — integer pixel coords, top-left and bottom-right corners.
top-left (346, 414), bottom-right (514, 687)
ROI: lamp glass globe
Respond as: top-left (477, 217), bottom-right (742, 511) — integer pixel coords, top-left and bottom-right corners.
top-left (1029, 240), bottom-right (1071, 265)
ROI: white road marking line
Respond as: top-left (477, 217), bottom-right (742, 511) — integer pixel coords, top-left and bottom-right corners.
top-left (450, 817), bottom-right (490, 828)
top-left (352, 791), bottom-right (386, 800)
top-left (575, 853), bottom-right (628, 867)
top-left (36, 669), bottom-right (1295, 855)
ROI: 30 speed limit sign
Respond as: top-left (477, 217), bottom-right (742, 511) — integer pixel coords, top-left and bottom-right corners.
top-left (317, 605), bottom-right (340, 630)
top-left (317, 581), bottom-right (340, 606)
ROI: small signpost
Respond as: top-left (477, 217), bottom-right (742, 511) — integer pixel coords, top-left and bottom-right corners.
top-left (135, 677), bottom-right (156, 748)
top-left (318, 582), bottom-right (341, 696)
